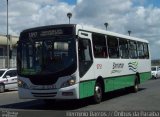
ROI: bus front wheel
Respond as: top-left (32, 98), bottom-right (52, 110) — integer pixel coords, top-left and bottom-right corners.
top-left (93, 82), bottom-right (102, 104)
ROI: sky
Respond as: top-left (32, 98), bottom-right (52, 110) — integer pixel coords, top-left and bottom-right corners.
top-left (0, 0), bottom-right (160, 60)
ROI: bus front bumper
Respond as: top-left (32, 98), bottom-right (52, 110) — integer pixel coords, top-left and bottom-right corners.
top-left (18, 84), bottom-right (79, 100)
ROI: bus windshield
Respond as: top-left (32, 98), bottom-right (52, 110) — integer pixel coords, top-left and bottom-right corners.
top-left (18, 37), bottom-right (76, 75)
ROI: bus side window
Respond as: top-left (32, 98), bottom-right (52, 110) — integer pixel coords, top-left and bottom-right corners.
top-left (119, 39), bottom-right (129, 59)
top-left (108, 36), bottom-right (119, 58)
top-left (92, 33), bottom-right (107, 58)
top-left (129, 41), bottom-right (138, 59)
top-left (78, 39), bottom-right (91, 61)
top-left (78, 39), bottom-right (93, 77)
top-left (143, 43), bottom-right (149, 59)
top-left (137, 42), bottom-right (144, 59)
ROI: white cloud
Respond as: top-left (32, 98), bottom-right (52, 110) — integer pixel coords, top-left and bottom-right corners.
top-left (0, 0), bottom-right (74, 35)
top-left (0, 0), bottom-right (160, 59)
top-left (77, 0), bottom-right (83, 4)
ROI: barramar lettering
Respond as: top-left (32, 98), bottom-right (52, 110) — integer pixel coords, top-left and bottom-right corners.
top-left (113, 62), bottom-right (124, 69)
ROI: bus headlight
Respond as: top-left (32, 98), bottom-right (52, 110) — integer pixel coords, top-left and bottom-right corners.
top-left (18, 80), bottom-right (29, 89)
top-left (61, 76), bottom-right (76, 88)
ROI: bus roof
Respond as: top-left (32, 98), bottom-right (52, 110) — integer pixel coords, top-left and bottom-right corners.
top-left (76, 24), bottom-right (149, 43)
top-left (20, 24), bottom-right (148, 43)
top-left (21, 24), bottom-right (73, 32)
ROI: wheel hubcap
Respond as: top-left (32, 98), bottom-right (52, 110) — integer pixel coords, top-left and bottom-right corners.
top-left (135, 84), bottom-right (138, 91)
top-left (95, 86), bottom-right (102, 101)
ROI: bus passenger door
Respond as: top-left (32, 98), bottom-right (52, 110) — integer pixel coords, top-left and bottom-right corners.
top-left (78, 31), bottom-right (95, 99)
top-left (78, 39), bottom-right (93, 78)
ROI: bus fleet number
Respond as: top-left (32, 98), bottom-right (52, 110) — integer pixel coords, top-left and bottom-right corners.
top-left (97, 64), bottom-right (102, 69)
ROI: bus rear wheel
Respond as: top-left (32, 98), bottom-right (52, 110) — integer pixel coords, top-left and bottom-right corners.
top-left (93, 82), bottom-right (102, 104)
top-left (132, 76), bottom-right (139, 93)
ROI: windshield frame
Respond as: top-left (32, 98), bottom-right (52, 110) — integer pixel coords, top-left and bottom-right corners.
top-left (17, 36), bottom-right (77, 77)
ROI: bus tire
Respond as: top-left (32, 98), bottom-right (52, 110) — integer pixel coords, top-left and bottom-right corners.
top-left (132, 75), bottom-right (139, 93)
top-left (93, 82), bottom-right (102, 104)
top-left (0, 84), bottom-right (5, 93)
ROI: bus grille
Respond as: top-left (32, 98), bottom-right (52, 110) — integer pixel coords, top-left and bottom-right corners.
top-left (31, 92), bottom-right (57, 97)
top-left (29, 76), bottom-right (59, 85)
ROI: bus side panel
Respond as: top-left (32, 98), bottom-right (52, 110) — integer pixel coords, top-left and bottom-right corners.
top-left (104, 75), bottom-right (134, 92)
top-left (113, 75), bottom-right (134, 90)
top-left (140, 72), bottom-right (151, 83)
top-left (79, 80), bottom-right (95, 99)
top-left (104, 78), bottom-right (114, 92)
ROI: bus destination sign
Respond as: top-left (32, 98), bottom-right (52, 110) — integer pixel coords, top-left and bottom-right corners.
top-left (28, 29), bottom-right (63, 38)
top-left (40, 29), bottom-right (63, 37)
top-left (21, 26), bottom-right (74, 40)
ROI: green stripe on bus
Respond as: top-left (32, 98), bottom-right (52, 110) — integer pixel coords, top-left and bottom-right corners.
top-left (79, 72), bottom-right (151, 99)
top-left (104, 75), bottom-right (135, 92)
top-left (140, 72), bottom-right (151, 83)
top-left (105, 72), bottom-right (151, 92)
top-left (79, 80), bottom-right (95, 99)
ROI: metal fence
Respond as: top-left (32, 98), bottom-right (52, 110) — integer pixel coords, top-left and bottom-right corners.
top-left (0, 56), bottom-right (16, 68)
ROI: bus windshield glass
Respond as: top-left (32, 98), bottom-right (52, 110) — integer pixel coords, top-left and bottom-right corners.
top-left (18, 37), bottom-right (76, 75)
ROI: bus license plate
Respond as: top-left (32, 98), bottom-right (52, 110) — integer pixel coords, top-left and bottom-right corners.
top-left (30, 85), bottom-right (56, 90)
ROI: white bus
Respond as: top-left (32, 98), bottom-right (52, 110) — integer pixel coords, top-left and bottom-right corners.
top-left (17, 24), bottom-right (151, 103)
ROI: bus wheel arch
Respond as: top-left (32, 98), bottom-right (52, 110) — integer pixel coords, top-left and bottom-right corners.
top-left (93, 76), bottom-right (104, 104)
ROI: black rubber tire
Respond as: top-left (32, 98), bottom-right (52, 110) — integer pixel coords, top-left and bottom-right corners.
top-left (132, 76), bottom-right (139, 93)
top-left (93, 82), bottom-right (102, 104)
top-left (0, 84), bottom-right (5, 93)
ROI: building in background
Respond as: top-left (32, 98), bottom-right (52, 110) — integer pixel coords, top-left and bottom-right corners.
top-left (0, 34), bottom-right (18, 68)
